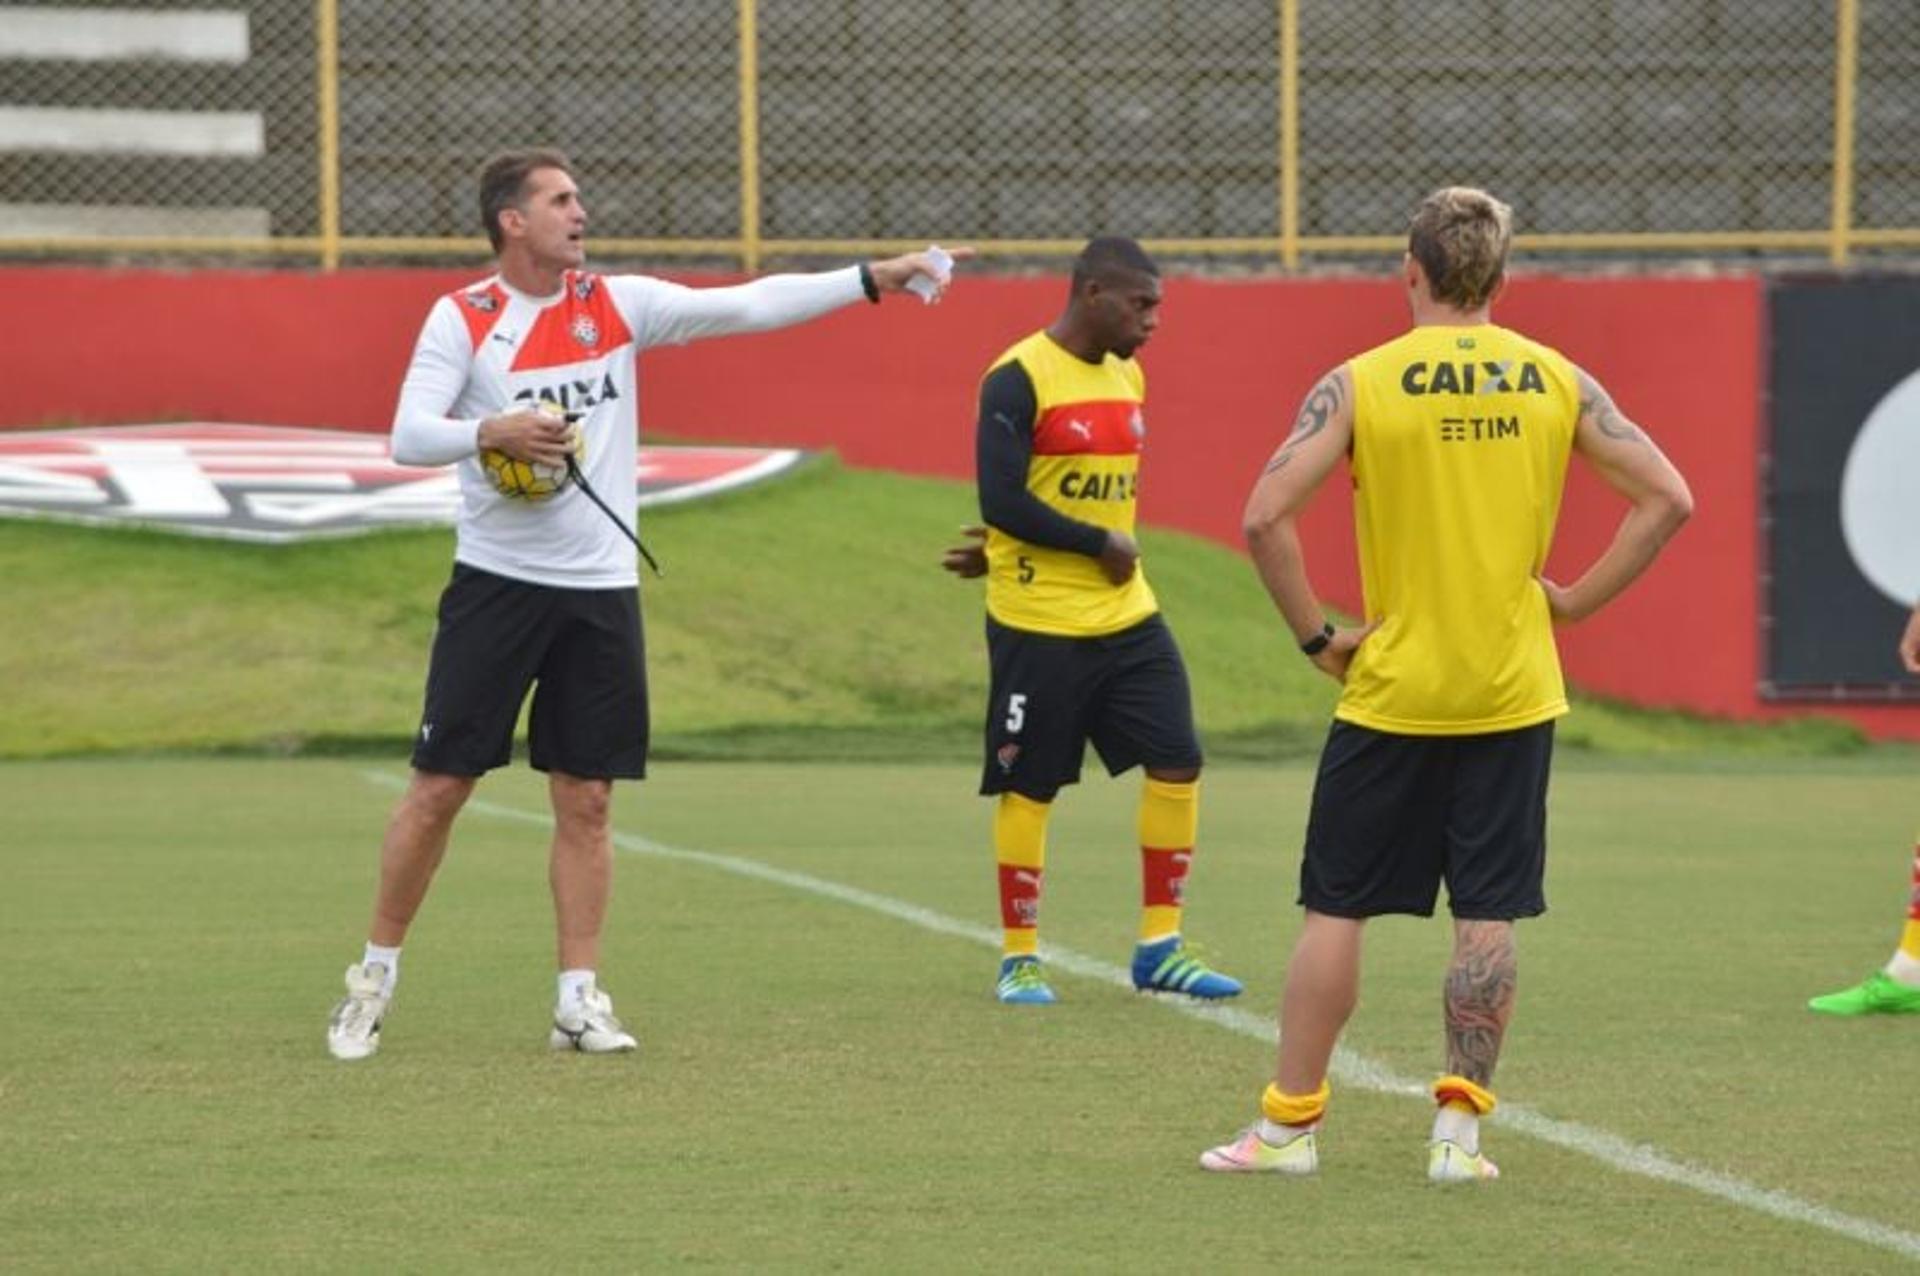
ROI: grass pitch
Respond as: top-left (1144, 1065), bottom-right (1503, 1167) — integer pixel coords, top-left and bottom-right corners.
top-left (4, 756), bottom-right (1917, 1272)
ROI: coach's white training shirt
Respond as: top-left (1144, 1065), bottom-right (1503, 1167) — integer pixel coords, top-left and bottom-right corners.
top-left (391, 267), bottom-right (865, 589)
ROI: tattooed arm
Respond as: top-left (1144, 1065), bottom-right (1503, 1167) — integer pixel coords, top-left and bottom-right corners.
top-left (1539, 367), bottom-right (1694, 623)
top-left (1243, 365), bottom-right (1373, 681)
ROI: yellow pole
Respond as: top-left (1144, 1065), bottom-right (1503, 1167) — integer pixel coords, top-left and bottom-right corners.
top-left (314, 0), bottom-right (341, 270)
top-left (1278, 0), bottom-right (1300, 271)
top-left (1829, 0), bottom-right (1859, 267)
top-left (738, 0), bottom-right (762, 275)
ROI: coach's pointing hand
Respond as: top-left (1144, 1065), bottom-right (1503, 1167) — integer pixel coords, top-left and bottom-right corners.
top-left (479, 407), bottom-right (574, 467)
top-left (867, 247), bottom-right (976, 302)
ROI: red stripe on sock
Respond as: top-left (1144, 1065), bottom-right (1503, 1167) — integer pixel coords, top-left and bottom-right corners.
top-left (1141, 846), bottom-right (1192, 908)
top-left (1435, 1086), bottom-right (1492, 1115)
top-left (999, 863), bottom-right (1043, 930)
top-left (1907, 845), bottom-right (1920, 921)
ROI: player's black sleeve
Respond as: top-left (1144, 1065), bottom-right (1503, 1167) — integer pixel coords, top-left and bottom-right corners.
top-left (976, 362), bottom-right (1110, 557)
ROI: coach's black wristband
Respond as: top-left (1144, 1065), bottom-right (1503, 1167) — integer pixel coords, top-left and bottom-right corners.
top-left (1300, 620), bottom-right (1335, 656)
top-left (858, 262), bottom-right (880, 303)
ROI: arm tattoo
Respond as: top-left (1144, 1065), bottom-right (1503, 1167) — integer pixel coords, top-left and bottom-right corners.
top-left (1578, 373), bottom-right (1645, 445)
top-left (1262, 371), bottom-right (1345, 475)
top-left (1442, 921), bottom-right (1516, 1087)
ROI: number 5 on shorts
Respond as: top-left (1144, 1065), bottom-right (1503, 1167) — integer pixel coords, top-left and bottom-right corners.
top-left (1005, 693), bottom-right (1027, 733)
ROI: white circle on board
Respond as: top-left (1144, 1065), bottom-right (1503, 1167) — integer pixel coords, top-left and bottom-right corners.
top-left (1840, 368), bottom-right (1920, 608)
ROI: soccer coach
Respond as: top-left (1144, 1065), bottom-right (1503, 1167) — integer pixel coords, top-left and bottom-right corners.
top-left (326, 148), bottom-right (959, 1060)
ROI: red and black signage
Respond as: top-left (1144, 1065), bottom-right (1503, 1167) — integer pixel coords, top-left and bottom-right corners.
top-left (1765, 276), bottom-right (1920, 698)
top-left (0, 424), bottom-right (807, 544)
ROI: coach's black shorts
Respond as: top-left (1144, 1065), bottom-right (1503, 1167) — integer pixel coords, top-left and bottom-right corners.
top-left (1298, 719), bottom-right (1555, 920)
top-left (411, 563), bottom-right (648, 780)
top-left (979, 613), bottom-right (1203, 801)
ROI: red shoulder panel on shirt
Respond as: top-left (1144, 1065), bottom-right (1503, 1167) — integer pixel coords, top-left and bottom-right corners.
top-left (1032, 400), bottom-right (1147, 456)
top-left (451, 282), bottom-right (508, 351)
top-left (512, 272), bottom-right (635, 371)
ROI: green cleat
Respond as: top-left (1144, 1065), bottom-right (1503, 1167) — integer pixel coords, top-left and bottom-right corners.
top-left (1807, 971), bottom-right (1920, 1016)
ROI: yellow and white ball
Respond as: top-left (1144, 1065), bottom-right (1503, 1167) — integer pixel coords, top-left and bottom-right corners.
top-left (479, 401), bottom-right (581, 502)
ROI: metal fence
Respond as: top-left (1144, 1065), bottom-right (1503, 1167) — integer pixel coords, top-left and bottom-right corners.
top-left (1, 0), bottom-right (1914, 269)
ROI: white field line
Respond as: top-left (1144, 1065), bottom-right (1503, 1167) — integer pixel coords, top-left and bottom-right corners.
top-left (358, 771), bottom-right (1920, 1264)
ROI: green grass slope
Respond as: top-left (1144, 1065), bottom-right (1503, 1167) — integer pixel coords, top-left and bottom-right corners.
top-left (0, 457), bottom-right (1875, 760)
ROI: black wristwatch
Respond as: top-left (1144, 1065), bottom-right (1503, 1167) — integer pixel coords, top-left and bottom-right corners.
top-left (1300, 620), bottom-right (1335, 656)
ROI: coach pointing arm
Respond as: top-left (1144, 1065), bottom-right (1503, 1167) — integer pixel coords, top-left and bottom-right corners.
top-left (393, 250), bottom-right (966, 472)
top-left (628, 249), bottom-right (971, 348)
top-left (1243, 365), bottom-right (1376, 681)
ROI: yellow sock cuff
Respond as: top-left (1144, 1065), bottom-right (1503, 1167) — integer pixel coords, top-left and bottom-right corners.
top-left (1003, 928), bottom-right (1038, 958)
top-left (1900, 918), bottom-right (1920, 961)
top-left (994, 793), bottom-right (1050, 870)
top-left (1261, 1080), bottom-right (1330, 1127)
top-left (1433, 1075), bottom-right (1497, 1115)
top-left (1139, 906), bottom-right (1181, 943)
top-left (1139, 778), bottom-right (1199, 850)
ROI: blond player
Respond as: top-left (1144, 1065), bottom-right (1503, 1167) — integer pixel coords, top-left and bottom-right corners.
top-left (1200, 187), bottom-right (1692, 1181)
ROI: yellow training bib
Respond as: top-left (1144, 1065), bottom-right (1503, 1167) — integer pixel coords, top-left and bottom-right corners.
top-left (1336, 324), bottom-right (1580, 735)
top-left (983, 331), bottom-right (1159, 637)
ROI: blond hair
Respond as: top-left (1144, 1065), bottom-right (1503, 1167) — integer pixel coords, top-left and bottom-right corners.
top-left (1407, 186), bottom-right (1513, 310)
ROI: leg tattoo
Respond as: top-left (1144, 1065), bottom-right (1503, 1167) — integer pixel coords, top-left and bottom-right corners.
top-left (1443, 921), bottom-right (1516, 1086)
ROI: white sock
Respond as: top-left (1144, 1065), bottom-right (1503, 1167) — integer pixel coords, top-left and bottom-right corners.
top-left (1255, 1118), bottom-right (1313, 1147)
top-left (1885, 949), bottom-right (1920, 987)
top-left (362, 943), bottom-right (400, 993)
top-left (558, 969), bottom-right (596, 1005)
top-left (1432, 1104), bottom-right (1480, 1154)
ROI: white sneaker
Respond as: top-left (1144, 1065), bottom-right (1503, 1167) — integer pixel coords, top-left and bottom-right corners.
top-left (1199, 1126), bottom-right (1319, 1175)
top-left (1428, 1139), bottom-right (1500, 1183)
top-left (327, 962), bottom-right (391, 1061)
top-left (550, 980), bottom-right (638, 1054)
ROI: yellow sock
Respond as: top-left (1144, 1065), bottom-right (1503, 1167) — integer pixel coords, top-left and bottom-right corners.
top-left (1901, 843), bottom-right (1920, 960)
top-left (1138, 778), bottom-right (1199, 942)
top-left (995, 793), bottom-right (1050, 957)
top-left (1432, 1075), bottom-right (1498, 1116)
top-left (1261, 1080), bottom-right (1330, 1128)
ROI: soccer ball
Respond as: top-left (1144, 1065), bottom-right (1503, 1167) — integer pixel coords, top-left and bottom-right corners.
top-left (480, 447), bottom-right (570, 501)
top-left (479, 402), bottom-right (575, 501)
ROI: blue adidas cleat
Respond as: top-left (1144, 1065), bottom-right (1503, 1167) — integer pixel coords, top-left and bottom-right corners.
top-left (996, 956), bottom-right (1057, 1005)
top-left (1131, 937), bottom-right (1243, 1000)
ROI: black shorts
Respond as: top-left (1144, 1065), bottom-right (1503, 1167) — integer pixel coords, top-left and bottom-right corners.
top-left (979, 613), bottom-right (1203, 801)
top-left (411, 563), bottom-right (648, 780)
top-left (1298, 719), bottom-right (1554, 920)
